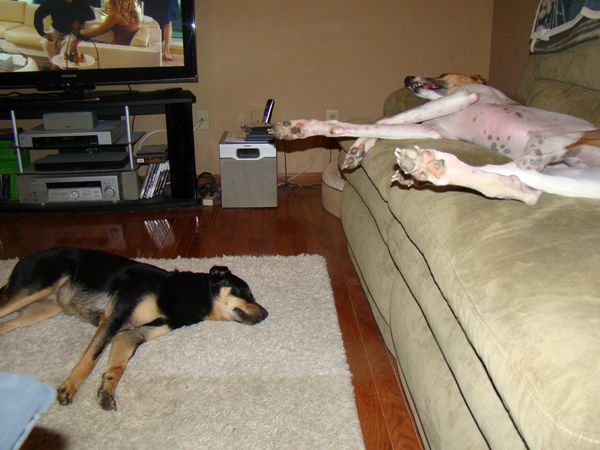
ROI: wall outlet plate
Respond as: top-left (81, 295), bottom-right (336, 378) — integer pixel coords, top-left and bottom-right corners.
top-left (325, 109), bottom-right (339, 120)
top-left (196, 109), bottom-right (210, 130)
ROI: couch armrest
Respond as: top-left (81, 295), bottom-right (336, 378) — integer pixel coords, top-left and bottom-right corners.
top-left (130, 25), bottom-right (149, 47)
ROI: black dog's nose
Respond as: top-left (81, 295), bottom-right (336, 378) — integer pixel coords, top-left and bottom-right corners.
top-left (404, 76), bottom-right (414, 86)
top-left (259, 304), bottom-right (269, 320)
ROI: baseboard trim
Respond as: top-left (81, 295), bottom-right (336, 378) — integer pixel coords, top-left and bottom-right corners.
top-left (212, 172), bottom-right (322, 187)
top-left (278, 172), bottom-right (322, 186)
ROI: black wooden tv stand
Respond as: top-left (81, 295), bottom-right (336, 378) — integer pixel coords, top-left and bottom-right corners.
top-left (0, 89), bottom-right (197, 212)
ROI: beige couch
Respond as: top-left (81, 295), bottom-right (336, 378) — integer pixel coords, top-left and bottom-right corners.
top-left (0, 0), bottom-right (162, 67)
top-left (339, 40), bottom-right (600, 449)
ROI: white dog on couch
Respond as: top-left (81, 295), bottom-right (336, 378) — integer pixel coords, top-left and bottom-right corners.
top-left (270, 73), bottom-right (600, 205)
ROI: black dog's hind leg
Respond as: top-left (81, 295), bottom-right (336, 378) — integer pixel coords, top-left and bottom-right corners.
top-left (0, 298), bottom-right (62, 335)
top-left (97, 324), bottom-right (171, 411)
top-left (0, 275), bottom-right (69, 331)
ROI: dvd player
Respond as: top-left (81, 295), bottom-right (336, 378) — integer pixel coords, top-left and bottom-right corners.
top-left (19, 120), bottom-right (127, 147)
top-left (34, 153), bottom-right (130, 171)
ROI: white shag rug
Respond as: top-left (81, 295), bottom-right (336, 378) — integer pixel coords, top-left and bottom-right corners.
top-left (0, 255), bottom-right (364, 450)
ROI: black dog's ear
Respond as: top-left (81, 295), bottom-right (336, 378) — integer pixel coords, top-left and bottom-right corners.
top-left (209, 266), bottom-right (231, 278)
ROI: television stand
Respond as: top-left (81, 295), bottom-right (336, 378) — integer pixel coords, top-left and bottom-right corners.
top-left (0, 90), bottom-right (198, 212)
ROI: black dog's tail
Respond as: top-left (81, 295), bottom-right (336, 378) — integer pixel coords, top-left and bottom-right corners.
top-left (0, 284), bottom-right (8, 308)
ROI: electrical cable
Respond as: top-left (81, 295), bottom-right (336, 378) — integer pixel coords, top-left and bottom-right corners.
top-left (136, 128), bottom-right (166, 150)
top-left (136, 117), bottom-right (203, 152)
top-left (277, 139), bottom-right (339, 190)
top-left (65, 33), bottom-right (72, 70)
top-left (87, 38), bottom-right (100, 68)
top-left (281, 148), bottom-right (323, 185)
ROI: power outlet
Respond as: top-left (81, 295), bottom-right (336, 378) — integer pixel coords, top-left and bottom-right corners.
top-left (196, 109), bottom-right (210, 130)
top-left (325, 109), bottom-right (339, 121)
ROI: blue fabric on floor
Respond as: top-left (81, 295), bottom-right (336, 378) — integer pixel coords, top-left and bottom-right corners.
top-left (0, 373), bottom-right (55, 450)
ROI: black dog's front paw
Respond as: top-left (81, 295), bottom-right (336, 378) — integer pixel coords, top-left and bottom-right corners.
top-left (57, 388), bottom-right (73, 405)
top-left (57, 381), bottom-right (77, 405)
top-left (98, 387), bottom-right (118, 411)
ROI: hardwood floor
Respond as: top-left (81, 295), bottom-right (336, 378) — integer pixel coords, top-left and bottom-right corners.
top-left (0, 188), bottom-right (423, 450)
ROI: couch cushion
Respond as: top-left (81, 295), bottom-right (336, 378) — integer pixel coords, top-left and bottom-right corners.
top-left (533, 40), bottom-right (600, 92)
top-left (357, 142), bottom-right (600, 449)
top-left (340, 158), bottom-right (396, 325)
top-left (524, 79), bottom-right (600, 128)
top-left (0, 0), bottom-right (26, 24)
top-left (386, 210), bottom-right (526, 449)
top-left (0, 21), bottom-right (22, 39)
top-left (5, 25), bottom-right (41, 49)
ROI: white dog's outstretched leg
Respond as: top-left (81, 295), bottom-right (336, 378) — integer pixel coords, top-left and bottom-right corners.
top-left (392, 146), bottom-right (542, 205)
top-left (380, 91), bottom-right (480, 125)
top-left (270, 119), bottom-right (442, 170)
top-left (270, 91), bottom-right (480, 169)
top-left (342, 92), bottom-right (481, 168)
top-left (270, 119), bottom-right (442, 140)
top-left (342, 91), bottom-right (481, 168)
top-left (342, 91), bottom-right (481, 167)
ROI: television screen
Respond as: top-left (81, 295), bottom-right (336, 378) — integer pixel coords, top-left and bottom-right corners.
top-left (0, 0), bottom-right (197, 91)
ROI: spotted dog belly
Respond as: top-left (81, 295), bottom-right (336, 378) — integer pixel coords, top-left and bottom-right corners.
top-left (426, 102), bottom-right (595, 159)
top-left (427, 105), bottom-right (541, 159)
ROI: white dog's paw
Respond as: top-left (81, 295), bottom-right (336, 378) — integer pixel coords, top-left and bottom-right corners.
top-left (269, 120), bottom-right (308, 139)
top-left (393, 146), bottom-right (448, 184)
top-left (341, 144), bottom-right (366, 170)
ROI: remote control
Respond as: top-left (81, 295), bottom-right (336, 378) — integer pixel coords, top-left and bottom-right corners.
top-left (155, 87), bottom-right (182, 96)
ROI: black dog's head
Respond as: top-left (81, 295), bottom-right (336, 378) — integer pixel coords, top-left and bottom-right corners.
top-left (206, 266), bottom-right (268, 325)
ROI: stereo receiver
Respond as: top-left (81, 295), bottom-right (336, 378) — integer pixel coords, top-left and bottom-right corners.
top-left (17, 170), bottom-right (139, 204)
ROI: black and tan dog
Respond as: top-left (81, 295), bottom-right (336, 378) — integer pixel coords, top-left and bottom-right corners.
top-left (0, 247), bottom-right (268, 411)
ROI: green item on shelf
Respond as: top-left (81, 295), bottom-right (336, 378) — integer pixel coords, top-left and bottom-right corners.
top-left (0, 147), bottom-right (29, 201)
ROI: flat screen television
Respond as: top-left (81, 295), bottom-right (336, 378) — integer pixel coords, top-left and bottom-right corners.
top-left (0, 0), bottom-right (197, 93)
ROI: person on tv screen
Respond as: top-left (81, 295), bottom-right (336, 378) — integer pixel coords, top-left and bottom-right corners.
top-left (34, 0), bottom-right (95, 66)
top-left (144, 0), bottom-right (178, 61)
top-left (78, 0), bottom-right (140, 45)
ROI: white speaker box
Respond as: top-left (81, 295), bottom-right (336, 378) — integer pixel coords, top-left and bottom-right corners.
top-left (219, 132), bottom-right (277, 208)
top-left (43, 111), bottom-right (98, 130)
